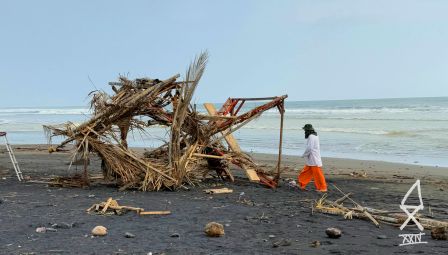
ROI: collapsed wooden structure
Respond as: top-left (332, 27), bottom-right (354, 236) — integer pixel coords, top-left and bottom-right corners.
top-left (44, 52), bottom-right (287, 191)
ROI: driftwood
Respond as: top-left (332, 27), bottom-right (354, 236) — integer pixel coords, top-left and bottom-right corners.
top-left (48, 174), bottom-right (90, 188)
top-left (87, 197), bottom-right (169, 216)
top-left (139, 211), bottom-right (171, 216)
top-left (314, 187), bottom-right (448, 230)
top-left (204, 188), bottom-right (233, 194)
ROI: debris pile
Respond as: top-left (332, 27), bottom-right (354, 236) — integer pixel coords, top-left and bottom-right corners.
top-left (314, 185), bottom-right (448, 230)
top-left (87, 197), bottom-right (170, 216)
top-left (44, 52), bottom-right (287, 191)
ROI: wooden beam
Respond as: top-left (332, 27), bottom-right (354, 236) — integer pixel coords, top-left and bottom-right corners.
top-left (203, 103), bottom-right (260, 182)
top-left (139, 211), bottom-right (171, 215)
top-left (204, 188), bottom-right (233, 194)
top-left (196, 114), bottom-right (238, 120)
top-left (101, 197), bottom-right (113, 213)
top-left (229, 97), bottom-right (278, 101)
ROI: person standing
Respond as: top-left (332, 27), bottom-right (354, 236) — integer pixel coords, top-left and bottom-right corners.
top-left (298, 124), bottom-right (327, 192)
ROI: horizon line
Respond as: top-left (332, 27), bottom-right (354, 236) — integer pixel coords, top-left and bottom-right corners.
top-left (0, 95), bottom-right (446, 108)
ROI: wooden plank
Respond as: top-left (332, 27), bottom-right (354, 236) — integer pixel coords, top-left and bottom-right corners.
top-left (204, 103), bottom-right (260, 182)
top-left (203, 103), bottom-right (241, 152)
top-left (139, 211), bottom-right (171, 215)
top-left (222, 167), bottom-right (235, 182)
top-left (196, 114), bottom-right (238, 120)
top-left (86, 204), bottom-right (96, 212)
top-left (101, 197), bottom-right (113, 213)
top-left (204, 188), bottom-right (233, 194)
top-left (114, 205), bottom-right (144, 212)
top-left (245, 168), bottom-right (260, 181)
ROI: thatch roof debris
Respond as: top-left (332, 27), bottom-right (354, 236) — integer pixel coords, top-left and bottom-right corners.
top-left (44, 52), bottom-right (287, 191)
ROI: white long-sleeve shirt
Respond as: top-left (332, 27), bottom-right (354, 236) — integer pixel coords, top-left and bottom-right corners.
top-left (302, 134), bottom-right (322, 167)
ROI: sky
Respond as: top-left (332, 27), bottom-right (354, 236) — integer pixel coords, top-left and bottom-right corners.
top-left (1, 0), bottom-right (448, 107)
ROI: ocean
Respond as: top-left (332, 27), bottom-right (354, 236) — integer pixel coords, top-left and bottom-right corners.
top-left (1, 97), bottom-right (447, 167)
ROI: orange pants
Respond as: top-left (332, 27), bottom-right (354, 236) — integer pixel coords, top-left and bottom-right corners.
top-left (298, 165), bottom-right (327, 191)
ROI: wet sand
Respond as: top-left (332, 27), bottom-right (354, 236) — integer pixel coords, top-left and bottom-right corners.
top-left (0, 145), bottom-right (447, 254)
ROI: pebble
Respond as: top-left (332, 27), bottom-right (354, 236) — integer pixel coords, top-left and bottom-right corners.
top-left (377, 235), bottom-right (387, 239)
top-left (204, 222), bottom-right (225, 237)
top-left (310, 240), bottom-right (321, 248)
top-left (35, 227), bottom-right (46, 233)
top-left (125, 232), bottom-right (135, 238)
top-left (272, 239), bottom-right (292, 248)
top-left (92, 226), bottom-right (107, 236)
top-left (35, 227), bottom-right (57, 233)
top-left (325, 228), bottom-right (342, 239)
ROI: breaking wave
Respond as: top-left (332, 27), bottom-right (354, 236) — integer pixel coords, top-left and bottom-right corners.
top-left (259, 106), bottom-right (448, 115)
top-left (0, 108), bottom-right (90, 115)
top-left (241, 126), bottom-right (447, 137)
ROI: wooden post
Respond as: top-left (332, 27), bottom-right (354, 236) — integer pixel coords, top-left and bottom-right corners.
top-left (276, 100), bottom-right (285, 181)
top-left (83, 156), bottom-right (90, 186)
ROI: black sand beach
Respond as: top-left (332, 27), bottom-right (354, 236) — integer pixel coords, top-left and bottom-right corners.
top-left (1, 146), bottom-right (447, 254)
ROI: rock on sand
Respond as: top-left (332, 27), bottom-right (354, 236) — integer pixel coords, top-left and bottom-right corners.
top-left (92, 226), bottom-right (107, 236)
top-left (204, 222), bottom-right (225, 237)
top-left (325, 227), bottom-right (342, 239)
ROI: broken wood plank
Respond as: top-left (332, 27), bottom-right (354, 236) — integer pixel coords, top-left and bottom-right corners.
top-left (204, 188), bottom-right (233, 194)
top-left (111, 205), bottom-right (144, 212)
top-left (101, 197), bottom-right (113, 213)
top-left (203, 103), bottom-right (241, 152)
top-left (196, 114), bottom-right (238, 120)
top-left (204, 103), bottom-right (260, 182)
top-left (139, 211), bottom-right (171, 215)
top-left (86, 204), bottom-right (96, 212)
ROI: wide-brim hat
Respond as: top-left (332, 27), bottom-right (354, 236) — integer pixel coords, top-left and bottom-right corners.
top-left (302, 124), bottom-right (314, 131)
